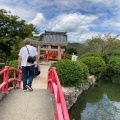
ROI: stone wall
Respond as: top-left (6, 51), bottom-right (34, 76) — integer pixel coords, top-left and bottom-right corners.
top-left (62, 75), bottom-right (96, 109)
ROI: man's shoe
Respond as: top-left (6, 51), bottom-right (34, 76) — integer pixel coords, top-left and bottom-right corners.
top-left (26, 85), bottom-right (33, 91)
top-left (23, 88), bottom-right (27, 92)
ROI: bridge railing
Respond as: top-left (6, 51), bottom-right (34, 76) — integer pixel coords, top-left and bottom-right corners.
top-left (47, 67), bottom-right (70, 120)
top-left (0, 66), bottom-right (22, 93)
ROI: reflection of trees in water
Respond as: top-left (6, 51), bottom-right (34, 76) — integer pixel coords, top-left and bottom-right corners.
top-left (70, 81), bottom-right (120, 120)
top-left (83, 94), bottom-right (120, 120)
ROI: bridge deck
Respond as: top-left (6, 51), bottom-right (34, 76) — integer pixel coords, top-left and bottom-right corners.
top-left (0, 61), bottom-right (55, 120)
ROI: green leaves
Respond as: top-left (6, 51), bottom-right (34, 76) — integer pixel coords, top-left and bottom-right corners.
top-left (56, 59), bottom-right (89, 87)
top-left (79, 55), bottom-right (106, 78)
top-left (0, 9), bottom-right (39, 60)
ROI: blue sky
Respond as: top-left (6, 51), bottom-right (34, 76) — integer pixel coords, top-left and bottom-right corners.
top-left (1, 0), bottom-right (120, 43)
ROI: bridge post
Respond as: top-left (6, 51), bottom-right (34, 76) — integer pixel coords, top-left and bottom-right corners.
top-left (58, 45), bottom-right (61, 60)
top-left (37, 43), bottom-right (41, 59)
top-left (2, 66), bottom-right (9, 93)
top-left (13, 69), bottom-right (16, 88)
top-left (18, 71), bottom-right (22, 88)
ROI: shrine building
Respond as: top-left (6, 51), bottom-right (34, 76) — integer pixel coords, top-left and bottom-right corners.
top-left (31, 31), bottom-right (68, 61)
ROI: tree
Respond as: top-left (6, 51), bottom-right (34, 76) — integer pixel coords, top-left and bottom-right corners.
top-left (66, 47), bottom-right (77, 55)
top-left (85, 33), bottom-right (120, 56)
top-left (0, 9), bottom-right (39, 61)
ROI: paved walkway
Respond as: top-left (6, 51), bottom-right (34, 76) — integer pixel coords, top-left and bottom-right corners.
top-left (0, 61), bottom-right (55, 120)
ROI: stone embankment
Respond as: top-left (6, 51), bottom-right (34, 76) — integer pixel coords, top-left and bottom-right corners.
top-left (62, 75), bottom-right (96, 109)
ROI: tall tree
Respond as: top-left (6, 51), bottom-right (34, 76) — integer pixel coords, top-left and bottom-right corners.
top-left (0, 9), bottom-right (39, 60)
top-left (85, 33), bottom-right (120, 55)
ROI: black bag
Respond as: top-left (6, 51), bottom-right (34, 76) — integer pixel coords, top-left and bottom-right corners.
top-left (26, 46), bottom-right (36, 64)
top-left (27, 56), bottom-right (36, 64)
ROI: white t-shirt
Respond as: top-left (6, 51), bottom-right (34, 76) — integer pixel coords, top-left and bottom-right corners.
top-left (18, 45), bottom-right (38, 66)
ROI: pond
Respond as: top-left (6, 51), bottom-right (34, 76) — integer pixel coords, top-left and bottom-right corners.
top-left (69, 81), bottom-right (120, 120)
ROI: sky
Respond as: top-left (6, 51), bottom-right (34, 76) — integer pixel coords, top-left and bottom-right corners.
top-left (0, 0), bottom-right (120, 43)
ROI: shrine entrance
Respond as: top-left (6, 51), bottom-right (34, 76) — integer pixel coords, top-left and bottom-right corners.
top-left (31, 31), bottom-right (68, 61)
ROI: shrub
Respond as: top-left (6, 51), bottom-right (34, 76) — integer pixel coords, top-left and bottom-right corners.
top-left (77, 62), bottom-right (89, 83)
top-left (102, 50), bottom-right (120, 64)
top-left (105, 56), bottom-right (120, 84)
top-left (79, 56), bottom-right (106, 78)
top-left (49, 62), bottom-right (56, 71)
top-left (56, 59), bottom-right (89, 87)
top-left (7, 51), bottom-right (19, 61)
top-left (108, 56), bottom-right (120, 72)
top-left (9, 60), bottom-right (18, 78)
top-left (65, 54), bottom-right (72, 60)
top-left (9, 60), bottom-right (18, 68)
top-left (79, 52), bottom-right (100, 59)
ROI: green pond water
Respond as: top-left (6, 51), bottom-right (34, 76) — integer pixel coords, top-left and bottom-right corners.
top-left (69, 81), bottom-right (120, 120)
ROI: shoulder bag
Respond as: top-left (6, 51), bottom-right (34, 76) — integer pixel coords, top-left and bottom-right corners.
top-left (26, 46), bottom-right (36, 64)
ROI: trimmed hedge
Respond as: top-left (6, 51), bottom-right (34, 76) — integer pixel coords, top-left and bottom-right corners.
top-left (55, 59), bottom-right (89, 87)
top-left (79, 56), bottom-right (106, 78)
top-left (9, 60), bottom-right (18, 68)
top-left (108, 56), bottom-right (120, 72)
top-left (102, 50), bottom-right (120, 64)
top-left (79, 52), bottom-right (101, 59)
top-left (106, 56), bottom-right (120, 84)
top-left (65, 54), bottom-right (72, 60)
top-left (7, 51), bottom-right (19, 61)
top-left (9, 60), bottom-right (18, 78)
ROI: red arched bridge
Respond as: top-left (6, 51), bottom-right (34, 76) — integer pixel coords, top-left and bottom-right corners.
top-left (0, 63), bottom-right (70, 120)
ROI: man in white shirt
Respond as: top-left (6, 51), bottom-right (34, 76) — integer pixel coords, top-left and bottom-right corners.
top-left (18, 38), bottom-right (40, 92)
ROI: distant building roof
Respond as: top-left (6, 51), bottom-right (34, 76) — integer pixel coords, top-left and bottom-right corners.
top-left (42, 31), bottom-right (67, 43)
top-left (34, 36), bottom-right (40, 41)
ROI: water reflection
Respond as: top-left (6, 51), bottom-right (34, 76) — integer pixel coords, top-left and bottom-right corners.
top-left (81, 94), bottom-right (120, 120)
top-left (69, 81), bottom-right (120, 120)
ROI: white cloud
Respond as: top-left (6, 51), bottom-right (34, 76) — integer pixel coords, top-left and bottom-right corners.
top-left (28, 12), bottom-right (98, 42)
top-left (1, 0), bottom-right (120, 43)
top-left (0, 4), bottom-right (37, 22)
top-left (29, 13), bottom-right (46, 27)
top-left (67, 32), bottom-right (99, 43)
top-left (48, 13), bottom-right (97, 32)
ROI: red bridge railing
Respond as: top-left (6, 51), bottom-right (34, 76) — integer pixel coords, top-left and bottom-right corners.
top-left (0, 66), bottom-right (22, 93)
top-left (47, 67), bottom-right (70, 120)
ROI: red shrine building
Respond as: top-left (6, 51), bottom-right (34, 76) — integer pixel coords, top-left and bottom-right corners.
top-left (33, 31), bottom-right (68, 61)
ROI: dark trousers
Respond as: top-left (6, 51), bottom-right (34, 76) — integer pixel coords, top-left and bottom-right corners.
top-left (22, 65), bottom-right (35, 88)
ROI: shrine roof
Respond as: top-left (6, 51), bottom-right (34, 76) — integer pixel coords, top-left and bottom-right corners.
top-left (42, 31), bottom-right (67, 43)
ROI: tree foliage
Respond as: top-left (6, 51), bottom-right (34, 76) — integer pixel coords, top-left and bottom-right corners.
top-left (66, 47), bottom-right (77, 55)
top-left (0, 9), bottom-right (39, 61)
top-left (85, 33), bottom-right (120, 56)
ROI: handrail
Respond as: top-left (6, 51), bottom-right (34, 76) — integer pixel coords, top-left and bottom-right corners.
top-left (0, 66), bottom-right (22, 93)
top-left (47, 67), bottom-right (70, 120)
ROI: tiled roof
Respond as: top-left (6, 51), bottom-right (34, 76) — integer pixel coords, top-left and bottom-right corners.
top-left (42, 31), bottom-right (67, 43)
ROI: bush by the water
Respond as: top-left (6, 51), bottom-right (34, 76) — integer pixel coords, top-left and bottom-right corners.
top-left (79, 56), bottom-right (106, 78)
top-left (79, 52), bottom-right (101, 59)
top-left (102, 50), bottom-right (120, 64)
top-left (105, 56), bottom-right (120, 83)
top-left (55, 59), bottom-right (89, 87)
